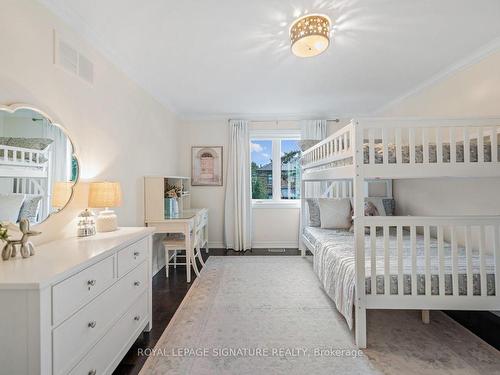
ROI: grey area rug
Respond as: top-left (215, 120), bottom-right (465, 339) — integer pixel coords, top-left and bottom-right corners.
top-left (140, 256), bottom-right (500, 375)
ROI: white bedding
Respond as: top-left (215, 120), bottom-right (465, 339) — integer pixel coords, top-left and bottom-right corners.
top-left (304, 227), bottom-right (496, 329)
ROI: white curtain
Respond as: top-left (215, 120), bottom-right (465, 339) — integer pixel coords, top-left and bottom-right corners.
top-left (301, 120), bottom-right (328, 199)
top-left (42, 121), bottom-right (71, 216)
top-left (300, 119), bottom-right (327, 141)
top-left (43, 121), bottom-right (71, 184)
top-left (224, 120), bottom-right (252, 251)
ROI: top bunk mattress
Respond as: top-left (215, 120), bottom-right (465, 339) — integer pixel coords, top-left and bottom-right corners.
top-left (304, 134), bottom-right (500, 169)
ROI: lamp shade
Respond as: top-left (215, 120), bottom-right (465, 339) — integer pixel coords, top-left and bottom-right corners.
top-left (290, 14), bottom-right (331, 58)
top-left (51, 181), bottom-right (73, 209)
top-left (88, 182), bottom-right (122, 208)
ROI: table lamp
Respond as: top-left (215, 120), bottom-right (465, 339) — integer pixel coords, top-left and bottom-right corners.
top-left (51, 181), bottom-right (73, 211)
top-left (88, 181), bottom-right (122, 232)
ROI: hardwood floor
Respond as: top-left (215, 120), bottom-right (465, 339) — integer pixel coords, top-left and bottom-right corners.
top-left (112, 248), bottom-right (302, 375)
top-left (113, 248), bottom-right (499, 374)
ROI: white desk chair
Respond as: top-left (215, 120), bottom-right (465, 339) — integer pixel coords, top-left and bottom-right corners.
top-left (163, 223), bottom-right (205, 281)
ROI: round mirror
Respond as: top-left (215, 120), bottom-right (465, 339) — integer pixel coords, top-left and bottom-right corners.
top-left (0, 104), bottom-right (79, 225)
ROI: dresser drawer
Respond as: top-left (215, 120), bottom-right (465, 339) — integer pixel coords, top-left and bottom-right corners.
top-left (52, 255), bottom-right (115, 325)
top-left (69, 291), bottom-right (149, 375)
top-left (53, 261), bottom-right (148, 375)
top-left (117, 237), bottom-right (148, 277)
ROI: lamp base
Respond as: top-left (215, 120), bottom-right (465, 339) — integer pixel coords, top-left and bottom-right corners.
top-left (96, 209), bottom-right (118, 232)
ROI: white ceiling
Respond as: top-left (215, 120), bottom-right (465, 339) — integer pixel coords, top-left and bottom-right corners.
top-left (40, 0), bottom-right (500, 118)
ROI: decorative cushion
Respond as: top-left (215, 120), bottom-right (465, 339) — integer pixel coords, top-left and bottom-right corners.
top-left (365, 197), bottom-right (395, 216)
top-left (364, 201), bottom-right (379, 216)
top-left (18, 195), bottom-right (42, 223)
top-left (382, 198), bottom-right (396, 216)
top-left (0, 193), bottom-right (25, 223)
top-left (318, 198), bottom-right (352, 229)
top-left (306, 198), bottom-right (321, 227)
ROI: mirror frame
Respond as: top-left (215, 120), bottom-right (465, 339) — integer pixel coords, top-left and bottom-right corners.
top-left (0, 103), bottom-right (80, 225)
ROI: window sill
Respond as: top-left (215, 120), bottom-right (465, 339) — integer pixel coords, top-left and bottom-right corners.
top-left (252, 201), bottom-right (301, 209)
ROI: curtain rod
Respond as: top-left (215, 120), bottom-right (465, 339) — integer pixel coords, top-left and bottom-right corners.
top-left (228, 119), bottom-right (340, 123)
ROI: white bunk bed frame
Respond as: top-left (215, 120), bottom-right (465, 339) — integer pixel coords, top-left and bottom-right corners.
top-left (0, 143), bottom-right (50, 220)
top-left (300, 117), bottom-right (500, 348)
top-left (0, 144), bottom-right (49, 177)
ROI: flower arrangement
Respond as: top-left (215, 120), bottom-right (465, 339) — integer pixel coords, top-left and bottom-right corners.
top-left (0, 222), bottom-right (9, 242)
top-left (165, 183), bottom-right (182, 198)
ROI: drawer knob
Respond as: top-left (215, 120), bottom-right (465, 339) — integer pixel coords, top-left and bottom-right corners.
top-left (87, 279), bottom-right (96, 287)
top-left (134, 315), bottom-right (141, 321)
top-left (88, 370), bottom-right (97, 375)
top-left (88, 320), bottom-right (97, 328)
top-left (134, 281), bottom-right (141, 287)
top-left (133, 251), bottom-right (140, 257)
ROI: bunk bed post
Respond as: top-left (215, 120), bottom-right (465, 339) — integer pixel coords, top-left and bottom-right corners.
top-left (300, 178), bottom-right (306, 256)
top-left (353, 119), bottom-right (367, 348)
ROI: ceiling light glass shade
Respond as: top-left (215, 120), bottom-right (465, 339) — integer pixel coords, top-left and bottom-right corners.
top-left (290, 14), bottom-right (330, 58)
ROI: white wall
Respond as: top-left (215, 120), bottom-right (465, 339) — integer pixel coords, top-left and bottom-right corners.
top-left (0, 0), bottom-right (180, 244)
top-left (178, 119), bottom-right (228, 248)
top-left (179, 119), bottom-right (306, 248)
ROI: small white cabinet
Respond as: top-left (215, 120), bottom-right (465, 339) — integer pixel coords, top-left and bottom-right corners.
top-left (0, 227), bottom-right (154, 375)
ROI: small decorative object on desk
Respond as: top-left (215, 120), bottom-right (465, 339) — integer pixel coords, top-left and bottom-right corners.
top-left (164, 183), bottom-right (181, 217)
top-left (77, 209), bottom-right (96, 237)
top-left (1, 219), bottom-right (41, 260)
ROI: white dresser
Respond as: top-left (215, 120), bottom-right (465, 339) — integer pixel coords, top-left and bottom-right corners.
top-left (0, 227), bottom-right (154, 375)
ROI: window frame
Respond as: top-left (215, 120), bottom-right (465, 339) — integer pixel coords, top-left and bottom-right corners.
top-left (250, 129), bottom-right (301, 209)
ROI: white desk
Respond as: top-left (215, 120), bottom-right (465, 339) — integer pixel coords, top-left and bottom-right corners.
top-left (145, 208), bottom-right (208, 282)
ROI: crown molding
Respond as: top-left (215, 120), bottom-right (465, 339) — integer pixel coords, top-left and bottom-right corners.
top-left (373, 35), bottom-right (500, 115)
top-left (178, 111), bottom-right (358, 122)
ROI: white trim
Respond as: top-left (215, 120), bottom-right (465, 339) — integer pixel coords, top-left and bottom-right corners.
top-left (250, 129), bottom-right (301, 139)
top-left (251, 241), bottom-right (299, 249)
top-left (373, 35), bottom-right (500, 115)
top-left (252, 201), bottom-right (300, 209)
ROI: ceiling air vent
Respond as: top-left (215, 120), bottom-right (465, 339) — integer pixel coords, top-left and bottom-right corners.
top-left (54, 31), bottom-right (94, 85)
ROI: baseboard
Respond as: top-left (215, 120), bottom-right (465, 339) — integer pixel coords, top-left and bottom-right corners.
top-left (208, 241), bottom-right (224, 249)
top-left (251, 241), bottom-right (299, 249)
top-left (206, 241), bottom-right (300, 249)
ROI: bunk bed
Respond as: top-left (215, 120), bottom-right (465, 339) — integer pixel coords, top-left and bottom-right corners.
top-left (300, 118), bottom-right (500, 348)
top-left (0, 139), bottom-right (51, 222)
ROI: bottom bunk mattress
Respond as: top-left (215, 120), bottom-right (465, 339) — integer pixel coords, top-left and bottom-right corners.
top-left (303, 226), bottom-right (496, 329)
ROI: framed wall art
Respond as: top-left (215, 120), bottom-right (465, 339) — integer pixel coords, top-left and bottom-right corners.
top-left (191, 146), bottom-right (223, 186)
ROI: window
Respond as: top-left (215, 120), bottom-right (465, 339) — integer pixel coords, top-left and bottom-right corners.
top-left (250, 132), bottom-right (301, 206)
top-left (251, 140), bottom-right (273, 199)
top-left (280, 139), bottom-right (301, 200)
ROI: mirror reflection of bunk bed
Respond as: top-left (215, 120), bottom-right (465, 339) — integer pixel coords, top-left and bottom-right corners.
top-left (0, 106), bottom-right (77, 225)
top-left (300, 117), bottom-right (500, 348)
top-left (0, 138), bottom-right (52, 223)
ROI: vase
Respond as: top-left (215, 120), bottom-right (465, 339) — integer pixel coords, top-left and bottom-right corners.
top-left (165, 198), bottom-right (180, 218)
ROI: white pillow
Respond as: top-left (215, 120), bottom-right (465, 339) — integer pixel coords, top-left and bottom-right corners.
top-left (0, 193), bottom-right (25, 222)
top-left (318, 198), bottom-right (352, 229)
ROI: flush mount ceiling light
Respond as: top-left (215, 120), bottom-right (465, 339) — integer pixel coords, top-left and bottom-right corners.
top-left (290, 14), bottom-right (331, 58)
